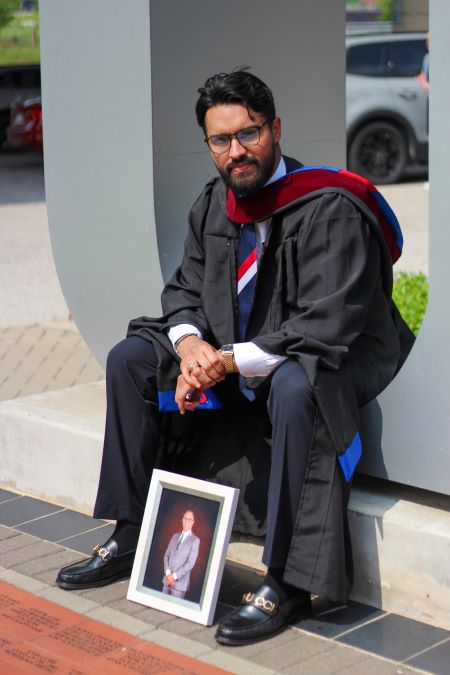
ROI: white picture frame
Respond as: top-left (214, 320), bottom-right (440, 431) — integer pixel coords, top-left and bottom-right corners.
top-left (127, 469), bottom-right (239, 626)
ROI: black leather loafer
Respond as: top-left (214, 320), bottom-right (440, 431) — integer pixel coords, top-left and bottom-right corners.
top-left (56, 538), bottom-right (135, 590)
top-left (215, 584), bottom-right (311, 646)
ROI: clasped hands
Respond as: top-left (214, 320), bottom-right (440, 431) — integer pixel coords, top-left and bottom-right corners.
top-left (165, 572), bottom-right (176, 587)
top-left (175, 335), bottom-right (226, 414)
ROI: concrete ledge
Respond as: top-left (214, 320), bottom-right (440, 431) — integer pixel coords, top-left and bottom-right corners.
top-left (1, 384), bottom-right (449, 630)
top-left (0, 382), bottom-right (105, 513)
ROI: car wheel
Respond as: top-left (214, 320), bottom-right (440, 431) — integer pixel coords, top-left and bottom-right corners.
top-left (348, 121), bottom-right (408, 184)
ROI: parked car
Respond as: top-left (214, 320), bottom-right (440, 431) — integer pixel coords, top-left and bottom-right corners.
top-left (346, 33), bottom-right (428, 184)
top-left (0, 64), bottom-right (41, 148)
top-left (7, 96), bottom-right (43, 151)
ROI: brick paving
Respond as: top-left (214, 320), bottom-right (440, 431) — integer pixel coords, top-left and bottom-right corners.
top-left (0, 514), bottom-right (439, 675)
top-left (0, 319), bottom-right (104, 402)
top-left (0, 580), bottom-right (228, 674)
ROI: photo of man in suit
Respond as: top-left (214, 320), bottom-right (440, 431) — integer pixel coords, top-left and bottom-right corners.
top-left (162, 510), bottom-right (200, 598)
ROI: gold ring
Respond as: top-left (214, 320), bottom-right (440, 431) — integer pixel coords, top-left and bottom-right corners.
top-left (188, 362), bottom-right (199, 373)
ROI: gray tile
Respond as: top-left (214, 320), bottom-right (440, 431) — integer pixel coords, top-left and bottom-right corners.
top-left (0, 531), bottom-right (38, 553)
top-left (126, 603), bottom-right (175, 627)
top-left (16, 508), bottom-right (107, 542)
top-left (337, 656), bottom-right (420, 674)
top-left (406, 637), bottom-right (450, 674)
top-left (249, 629), bottom-right (325, 669)
top-left (78, 577), bottom-right (130, 604)
top-left (38, 586), bottom-right (99, 615)
top-left (85, 606), bottom-right (156, 636)
top-left (34, 563), bottom-right (81, 585)
top-left (0, 488), bottom-right (20, 503)
top-left (0, 569), bottom-right (48, 594)
top-left (108, 597), bottom-right (146, 616)
top-left (140, 628), bottom-right (212, 659)
top-left (159, 614), bottom-right (206, 637)
top-left (0, 539), bottom-right (63, 568)
top-left (282, 642), bottom-right (366, 674)
top-left (337, 613), bottom-right (450, 661)
top-left (12, 548), bottom-right (83, 578)
top-left (59, 523), bottom-right (115, 554)
top-left (0, 495), bottom-right (63, 526)
top-left (187, 623), bottom-right (221, 651)
top-left (223, 627), bottom-right (297, 660)
top-left (0, 525), bottom-right (22, 540)
top-left (296, 599), bottom-right (385, 639)
top-left (201, 650), bottom-right (276, 675)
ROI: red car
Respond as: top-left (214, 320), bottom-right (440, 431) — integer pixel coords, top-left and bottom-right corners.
top-left (7, 96), bottom-right (43, 151)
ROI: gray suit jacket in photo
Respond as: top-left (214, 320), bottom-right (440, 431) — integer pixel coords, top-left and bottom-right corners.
top-left (162, 531), bottom-right (200, 593)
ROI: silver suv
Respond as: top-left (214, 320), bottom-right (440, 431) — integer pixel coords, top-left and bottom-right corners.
top-left (346, 33), bottom-right (428, 184)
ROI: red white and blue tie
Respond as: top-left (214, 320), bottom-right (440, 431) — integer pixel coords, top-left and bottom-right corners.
top-left (237, 224), bottom-right (258, 401)
top-left (237, 223), bottom-right (257, 342)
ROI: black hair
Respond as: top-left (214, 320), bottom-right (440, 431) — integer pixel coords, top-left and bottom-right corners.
top-left (195, 68), bottom-right (276, 130)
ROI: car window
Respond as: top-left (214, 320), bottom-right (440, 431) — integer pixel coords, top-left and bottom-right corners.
top-left (346, 43), bottom-right (388, 77)
top-left (387, 40), bottom-right (427, 77)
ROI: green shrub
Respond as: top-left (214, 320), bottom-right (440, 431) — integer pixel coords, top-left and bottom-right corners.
top-left (393, 271), bottom-right (428, 336)
top-left (0, 1), bottom-right (21, 31)
top-left (0, 10), bottom-right (40, 65)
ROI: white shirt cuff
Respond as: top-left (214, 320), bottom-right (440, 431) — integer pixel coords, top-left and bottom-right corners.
top-left (167, 324), bottom-right (202, 349)
top-left (234, 342), bottom-right (287, 377)
top-left (165, 569), bottom-right (171, 576)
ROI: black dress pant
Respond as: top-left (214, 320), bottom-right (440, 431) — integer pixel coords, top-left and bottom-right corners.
top-left (94, 336), bottom-right (317, 570)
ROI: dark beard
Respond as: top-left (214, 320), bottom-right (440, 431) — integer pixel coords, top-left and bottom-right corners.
top-left (218, 153), bottom-right (277, 196)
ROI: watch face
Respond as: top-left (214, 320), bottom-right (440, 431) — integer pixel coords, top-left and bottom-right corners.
top-left (221, 344), bottom-right (233, 352)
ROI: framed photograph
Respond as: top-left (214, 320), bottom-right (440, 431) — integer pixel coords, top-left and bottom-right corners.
top-left (127, 469), bottom-right (239, 626)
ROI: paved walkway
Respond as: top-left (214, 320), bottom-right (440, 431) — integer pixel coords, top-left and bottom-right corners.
top-left (0, 579), bottom-right (227, 674)
top-left (2, 487), bottom-right (450, 674)
top-left (0, 320), bottom-right (104, 402)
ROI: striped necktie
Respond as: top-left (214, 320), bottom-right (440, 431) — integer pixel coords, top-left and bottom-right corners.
top-left (237, 224), bottom-right (257, 401)
top-left (237, 223), bottom-right (257, 342)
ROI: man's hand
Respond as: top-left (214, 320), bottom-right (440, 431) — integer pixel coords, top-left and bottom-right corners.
top-left (177, 335), bottom-right (226, 389)
top-left (165, 573), bottom-right (175, 587)
top-left (175, 375), bottom-right (207, 414)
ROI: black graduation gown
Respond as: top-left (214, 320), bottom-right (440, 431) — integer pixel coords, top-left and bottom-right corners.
top-left (127, 157), bottom-right (413, 601)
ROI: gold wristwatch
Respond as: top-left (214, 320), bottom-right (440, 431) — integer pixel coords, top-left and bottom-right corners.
top-left (220, 344), bottom-right (237, 374)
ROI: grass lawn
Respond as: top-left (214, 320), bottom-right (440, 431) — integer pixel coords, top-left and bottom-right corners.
top-left (0, 14), bottom-right (40, 65)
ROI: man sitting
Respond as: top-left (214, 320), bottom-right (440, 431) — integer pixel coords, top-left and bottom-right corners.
top-left (56, 69), bottom-right (413, 646)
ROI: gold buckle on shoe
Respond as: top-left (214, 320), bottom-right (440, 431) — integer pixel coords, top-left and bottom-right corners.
top-left (92, 544), bottom-right (111, 561)
top-left (242, 592), bottom-right (277, 615)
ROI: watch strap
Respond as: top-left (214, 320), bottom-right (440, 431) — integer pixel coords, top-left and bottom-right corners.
top-left (220, 345), bottom-right (237, 374)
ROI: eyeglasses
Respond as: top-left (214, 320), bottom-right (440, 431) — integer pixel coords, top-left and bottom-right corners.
top-left (204, 119), bottom-right (272, 155)
top-left (182, 517), bottom-right (194, 521)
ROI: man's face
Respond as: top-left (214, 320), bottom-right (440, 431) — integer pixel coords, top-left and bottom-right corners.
top-left (182, 511), bottom-right (194, 532)
top-left (204, 104), bottom-right (281, 196)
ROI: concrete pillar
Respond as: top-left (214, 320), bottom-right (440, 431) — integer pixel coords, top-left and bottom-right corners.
top-left (360, 0), bottom-right (450, 495)
top-left (39, 0), bottom-right (345, 364)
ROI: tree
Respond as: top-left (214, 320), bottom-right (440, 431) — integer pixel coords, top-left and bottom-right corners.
top-left (379, 0), bottom-right (394, 21)
top-left (0, 0), bottom-right (21, 32)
